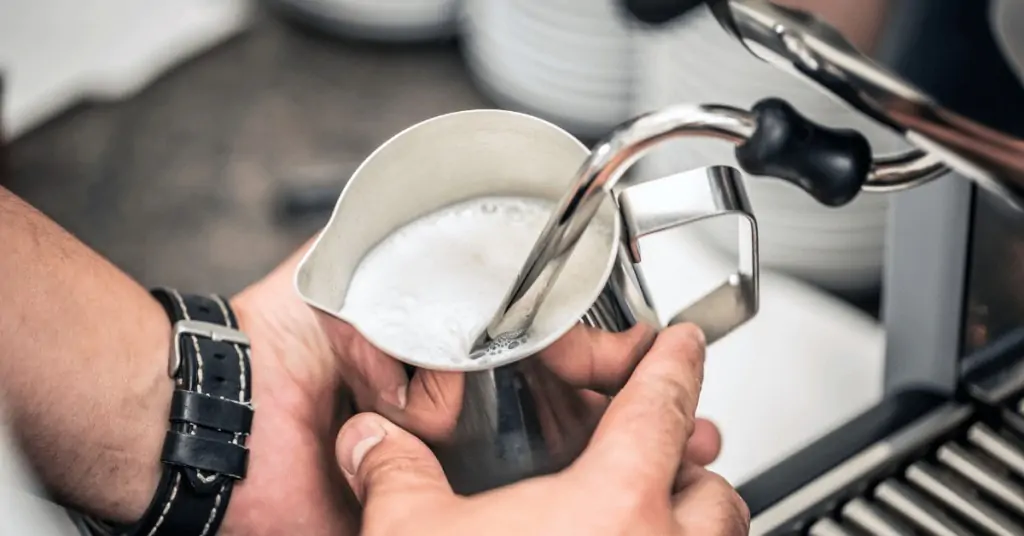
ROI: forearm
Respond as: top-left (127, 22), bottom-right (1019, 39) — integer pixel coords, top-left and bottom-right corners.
top-left (0, 186), bottom-right (171, 522)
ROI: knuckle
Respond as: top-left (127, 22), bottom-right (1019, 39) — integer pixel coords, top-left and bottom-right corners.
top-left (409, 373), bottom-right (461, 443)
top-left (674, 332), bottom-right (706, 372)
top-left (702, 471), bottom-right (735, 497)
top-left (415, 414), bottom-right (459, 445)
top-left (650, 332), bottom-right (705, 388)
top-left (420, 371), bottom-right (456, 411)
top-left (734, 496), bottom-right (752, 535)
top-left (673, 468), bottom-right (748, 535)
top-left (710, 476), bottom-right (750, 536)
top-left (362, 453), bottom-right (426, 486)
top-left (644, 369), bottom-right (700, 430)
top-left (662, 325), bottom-right (705, 365)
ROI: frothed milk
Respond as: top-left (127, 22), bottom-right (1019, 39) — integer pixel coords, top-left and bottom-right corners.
top-left (341, 195), bottom-right (613, 368)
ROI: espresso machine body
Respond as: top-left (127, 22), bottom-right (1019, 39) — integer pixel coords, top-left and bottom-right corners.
top-left (622, 0), bottom-right (1024, 533)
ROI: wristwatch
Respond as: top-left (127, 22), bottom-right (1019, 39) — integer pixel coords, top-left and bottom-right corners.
top-left (84, 288), bottom-right (254, 536)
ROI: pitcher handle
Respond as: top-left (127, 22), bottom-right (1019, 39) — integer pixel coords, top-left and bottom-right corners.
top-left (617, 165), bottom-right (759, 344)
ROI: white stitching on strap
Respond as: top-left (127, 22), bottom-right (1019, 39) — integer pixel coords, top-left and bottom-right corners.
top-left (211, 294), bottom-right (248, 444)
top-left (170, 290), bottom-right (210, 481)
top-left (145, 473), bottom-right (181, 536)
top-left (165, 291), bottom-right (247, 532)
top-left (198, 484), bottom-right (227, 536)
top-left (230, 344), bottom-right (248, 446)
top-left (233, 344), bottom-right (247, 405)
top-left (169, 290), bottom-right (205, 392)
top-left (195, 472), bottom-right (219, 484)
top-left (210, 294), bottom-right (234, 329)
top-left (169, 290), bottom-right (192, 321)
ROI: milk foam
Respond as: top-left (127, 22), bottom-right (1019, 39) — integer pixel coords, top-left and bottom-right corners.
top-left (340, 196), bottom-right (613, 368)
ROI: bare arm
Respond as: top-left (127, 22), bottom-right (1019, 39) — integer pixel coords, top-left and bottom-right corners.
top-left (0, 175), bottom-right (734, 536)
top-left (0, 185), bottom-right (170, 522)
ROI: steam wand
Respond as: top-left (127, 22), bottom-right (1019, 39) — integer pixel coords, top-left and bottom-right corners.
top-left (470, 98), bottom-right (947, 356)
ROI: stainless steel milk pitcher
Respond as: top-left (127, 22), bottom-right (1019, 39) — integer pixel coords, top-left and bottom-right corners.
top-left (295, 109), bottom-right (758, 493)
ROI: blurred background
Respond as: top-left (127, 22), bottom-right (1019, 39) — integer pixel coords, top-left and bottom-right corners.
top-left (0, 0), bottom-right (913, 493)
top-left (1, 0), bottom-right (908, 304)
top-left (7, 0), bottom-right (1023, 508)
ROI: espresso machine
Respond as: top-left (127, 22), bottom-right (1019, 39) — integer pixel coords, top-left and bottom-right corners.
top-left (618, 0), bottom-right (1024, 534)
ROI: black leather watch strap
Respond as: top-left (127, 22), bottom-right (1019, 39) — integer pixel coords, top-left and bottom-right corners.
top-left (169, 391), bottom-right (253, 434)
top-left (90, 289), bottom-right (254, 536)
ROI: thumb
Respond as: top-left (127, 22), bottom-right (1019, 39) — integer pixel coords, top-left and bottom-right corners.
top-left (337, 413), bottom-right (453, 507)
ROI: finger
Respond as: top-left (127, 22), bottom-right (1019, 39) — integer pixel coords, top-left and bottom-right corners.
top-left (316, 311), bottom-right (410, 412)
top-left (388, 370), bottom-right (465, 444)
top-left (336, 413), bottom-right (453, 508)
top-left (539, 323), bottom-right (657, 394)
top-left (581, 323), bottom-right (707, 491)
top-left (519, 361), bottom-right (602, 457)
top-left (686, 418), bottom-right (722, 466)
top-left (672, 465), bottom-right (750, 535)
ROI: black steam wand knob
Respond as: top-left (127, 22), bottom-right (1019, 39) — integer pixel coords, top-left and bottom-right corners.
top-left (737, 98), bottom-right (873, 207)
top-left (620, 1), bottom-right (880, 207)
top-left (622, 0), bottom-right (707, 25)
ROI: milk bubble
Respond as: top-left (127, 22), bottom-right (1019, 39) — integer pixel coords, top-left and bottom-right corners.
top-left (340, 195), bottom-right (613, 368)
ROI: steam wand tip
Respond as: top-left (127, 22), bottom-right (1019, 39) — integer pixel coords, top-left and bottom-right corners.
top-left (468, 329), bottom-right (493, 360)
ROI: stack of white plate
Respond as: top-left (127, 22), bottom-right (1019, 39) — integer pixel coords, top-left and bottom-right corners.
top-left (273, 0), bottom-right (459, 42)
top-left (993, 0), bottom-right (1024, 82)
top-left (633, 6), bottom-right (909, 293)
top-left (460, 0), bottom-right (634, 138)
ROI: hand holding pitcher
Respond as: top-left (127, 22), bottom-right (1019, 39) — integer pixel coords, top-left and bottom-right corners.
top-left (322, 316), bottom-right (723, 466)
top-left (296, 109), bottom-right (758, 493)
top-left (336, 325), bottom-right (749, 536)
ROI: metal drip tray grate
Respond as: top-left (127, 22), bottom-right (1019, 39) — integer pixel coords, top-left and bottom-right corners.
top-left (754, 396), bottom-right (1024, 536)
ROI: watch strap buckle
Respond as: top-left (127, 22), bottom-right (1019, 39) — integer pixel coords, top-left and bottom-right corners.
top-left (169, 319), bottom-right (251, 378)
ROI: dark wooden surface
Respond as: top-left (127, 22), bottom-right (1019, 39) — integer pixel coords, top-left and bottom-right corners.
top-left (4, 13), bottom-right (487, 295)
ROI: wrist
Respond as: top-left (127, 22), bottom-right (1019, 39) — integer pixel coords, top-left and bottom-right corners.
top-left (117, 328), bottom-right (175, 522)
top-left (230, 275), bottom-right (337, 394)
top-left (93, 290), bottom-right (255, 536)
top-left (215, 301), bottom-right (259, 536)
top-left (217, 279), bottom-right (343, 536)
top-left (38, 297), bottom-right (171, 523)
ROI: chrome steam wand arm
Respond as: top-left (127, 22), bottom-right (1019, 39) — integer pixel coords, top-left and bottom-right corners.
top-left (474, 98), bottom-right (946, 353)
top-left (474, 104), bottom-right (756, 352)
top-left (624, 0), bottom-right (1024, 212)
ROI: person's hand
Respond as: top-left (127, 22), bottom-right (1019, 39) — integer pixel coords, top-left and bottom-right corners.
top-left (314, 269), bottom-right (721, 465)
top-left (218, 239), bottom-right (723, 535)
top-left (337, 324), bottom-right (749, 535)
top-left (500, 323), bottom-right (722, 466)
top-left (221, 242), bottom-right (362, 536)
